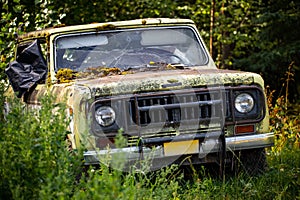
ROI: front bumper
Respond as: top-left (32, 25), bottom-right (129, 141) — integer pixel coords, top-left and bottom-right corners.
top-left (84, 132), bottom-right (274, 166)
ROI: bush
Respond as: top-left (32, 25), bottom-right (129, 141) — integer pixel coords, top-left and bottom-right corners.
top-left (0, 93), bottom-right (82, 199)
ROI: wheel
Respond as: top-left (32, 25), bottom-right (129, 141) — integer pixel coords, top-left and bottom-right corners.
top-left (232, 148), bottom-right (267, 176)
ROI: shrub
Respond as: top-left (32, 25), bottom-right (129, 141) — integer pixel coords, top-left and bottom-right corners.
top-left (0, 93), bottom-right (82, 199)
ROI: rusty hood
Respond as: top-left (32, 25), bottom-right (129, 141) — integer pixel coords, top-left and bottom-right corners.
top-left (72, 68), bottom-right (264, 97)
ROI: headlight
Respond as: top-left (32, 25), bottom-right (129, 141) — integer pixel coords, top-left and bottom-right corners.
top-left (234, 93), bottom-right (254, 113)
top-left (95, 106), bottom-right (116, 127)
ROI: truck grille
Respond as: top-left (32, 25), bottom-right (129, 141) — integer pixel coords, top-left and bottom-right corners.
top-left (130, 90), bottom-right (224, 125)
top-left (119, 88), bottom-right (225, 146)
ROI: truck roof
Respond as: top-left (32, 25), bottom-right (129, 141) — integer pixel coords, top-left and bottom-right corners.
top-left (17, 18), bottom-right (195, 41)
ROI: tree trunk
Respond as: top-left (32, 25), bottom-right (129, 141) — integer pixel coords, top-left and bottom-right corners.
top-left (209, 0), bottom-right (215, 57)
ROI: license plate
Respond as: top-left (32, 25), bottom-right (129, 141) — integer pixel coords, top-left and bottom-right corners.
top-left (164, 140), bottom-right (199, 156)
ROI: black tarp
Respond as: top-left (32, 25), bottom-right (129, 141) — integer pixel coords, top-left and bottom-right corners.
top-left (5, 39), bottom-right (47, 98)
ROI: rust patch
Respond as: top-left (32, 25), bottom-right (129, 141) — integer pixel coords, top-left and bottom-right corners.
top-left (53, 24), bottom-right (66, 28)
top-left (167, 79), bottom-right (179, 83)
top-left (96, 24), bottom-right (116, 32)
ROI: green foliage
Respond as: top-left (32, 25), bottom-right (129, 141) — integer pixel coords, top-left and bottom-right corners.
top-left (0, 93), bottom-right (82, 199)
top-left (268, 95), bottom-right (300, 151)
top-left (233, 0), bottom-right (300, 99)
top-left (73, 164), bottom-right (182, 200)
top-left (0, 1), bottom-right (300, 199)
top-left (0, 0), bottom-right (65, 79)
top-left (44, 0), bottom-right (178, 25)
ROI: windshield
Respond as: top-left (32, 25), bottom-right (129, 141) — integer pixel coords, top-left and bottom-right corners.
top-left (55, 27), bottom-right (208, 72)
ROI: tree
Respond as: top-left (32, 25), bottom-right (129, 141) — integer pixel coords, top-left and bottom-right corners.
top-left (234, 0), bottom-right (300, 100)
top-left (0, 0), bottom-right (65, 79)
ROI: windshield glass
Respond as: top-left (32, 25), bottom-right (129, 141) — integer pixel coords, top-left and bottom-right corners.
top-left (55, 27), bottom-right (208, 72)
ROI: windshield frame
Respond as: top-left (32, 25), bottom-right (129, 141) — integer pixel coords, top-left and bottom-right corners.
top-left (53, 26), bottom-right (209, 72)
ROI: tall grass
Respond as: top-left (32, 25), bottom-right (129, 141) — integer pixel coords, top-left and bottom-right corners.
top-left (0, 78), bottom-right (299, 199)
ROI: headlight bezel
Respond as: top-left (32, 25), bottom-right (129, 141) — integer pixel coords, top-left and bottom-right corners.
top-left (232, 87), bottom-right (265, 122)
top-left (90, 100), bottom-right (122, 135)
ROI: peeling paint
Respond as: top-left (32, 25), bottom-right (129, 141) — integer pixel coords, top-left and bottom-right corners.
top-left (76, 69), bottom-right (262, 97)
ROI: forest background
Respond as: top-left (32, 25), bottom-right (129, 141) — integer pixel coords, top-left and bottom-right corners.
top-left (0, 0), bottom-right (299, 199)
top-left (1, 0), bottom-right (300, 99)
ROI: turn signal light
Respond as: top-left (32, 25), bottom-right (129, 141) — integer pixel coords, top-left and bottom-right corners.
top-left (235, 125), bottom-right (255, 134)
top-left (69, 107), bottom-right (73, 116)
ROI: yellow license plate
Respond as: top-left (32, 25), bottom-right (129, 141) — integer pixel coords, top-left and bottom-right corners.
top-left (164, 140), bottom-right (199, 156)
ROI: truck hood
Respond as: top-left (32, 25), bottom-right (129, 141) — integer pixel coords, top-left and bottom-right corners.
top-left (74, 68), bottom-right (264, 96)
